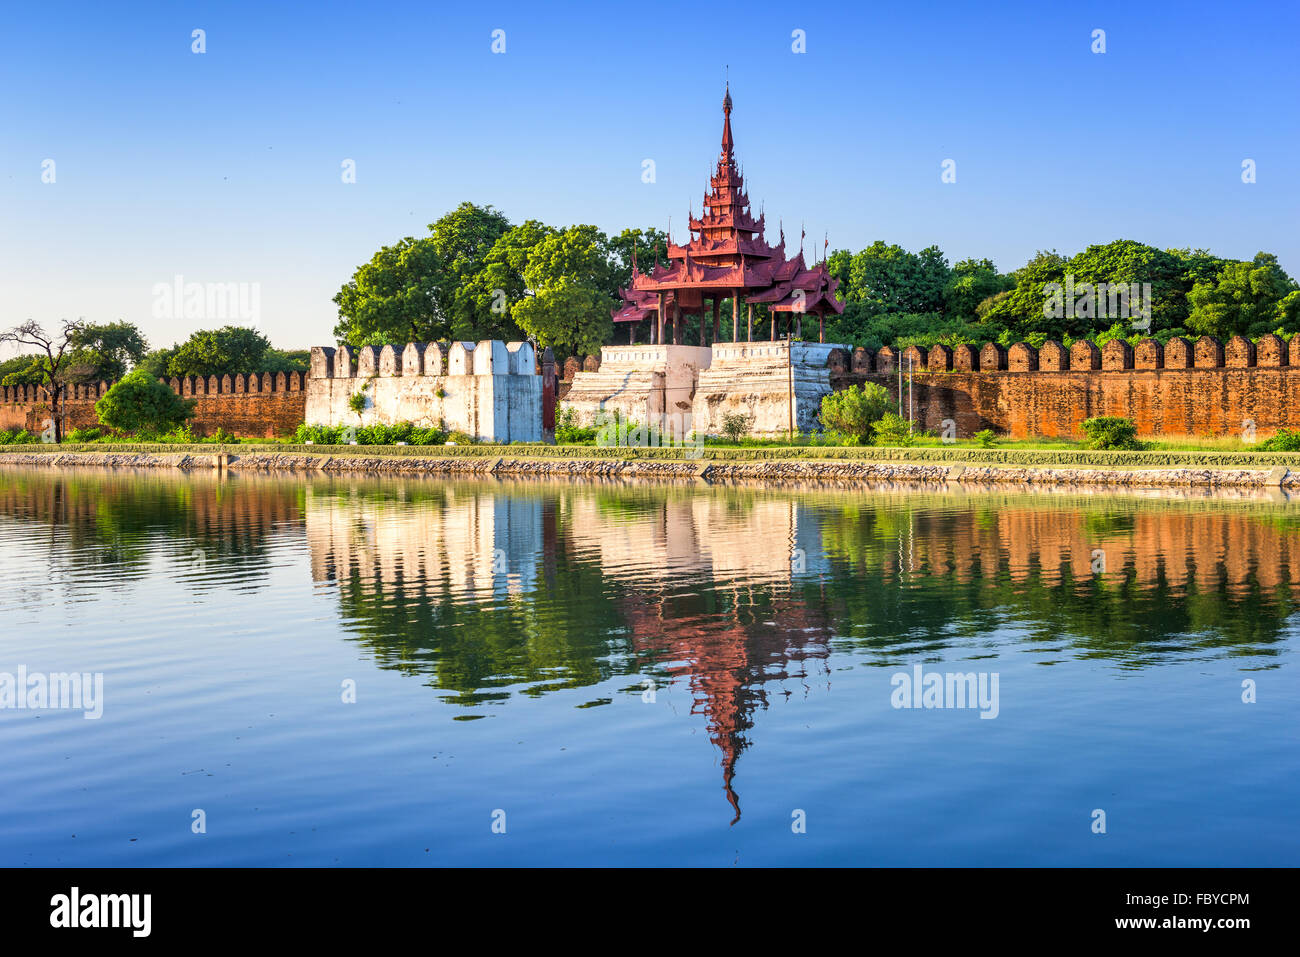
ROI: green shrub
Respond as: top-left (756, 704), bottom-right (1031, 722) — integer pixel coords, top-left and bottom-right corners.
top-left (720, 410), bottom-right (755, 444)
top-left (975, 429), bottom-right (996, 448)
top-left (554, 405), bottom-right (597, 443)
top-left (95, 369), bottom-right (195, 435)
top-left (347, 378), bottom-right (372, 419)
top-left (65, 427), bottom-right (104, 443)
top-left (1080, 416), bottom-right (1144, 450)
top-left (410, 425), bottom-right (450, 446)
top-left (819, 383), bottom-right (891, 444)
top-left (293, 421), bottom-right (449, 446)
top-left (1258, 428), bottom-right (1300, 452)
top-left (0, 428), bottom-right (39, 445)
top-left (871, 412), bottom-right (916, 446)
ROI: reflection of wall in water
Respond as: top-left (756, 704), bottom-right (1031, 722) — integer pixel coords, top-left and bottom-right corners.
top-left (306, 485), bottom-right (541, 599)
top-left (865, 504), bottom-right (1300, 596)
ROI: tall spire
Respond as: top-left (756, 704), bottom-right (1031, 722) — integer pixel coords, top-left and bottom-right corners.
top-left (721, 79), bottom-right (734, 161)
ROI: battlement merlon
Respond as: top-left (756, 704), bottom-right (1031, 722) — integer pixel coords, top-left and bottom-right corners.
top-left (310, 341), bottom-right (537, 379)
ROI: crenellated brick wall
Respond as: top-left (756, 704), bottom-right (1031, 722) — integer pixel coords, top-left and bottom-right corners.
top-left (834, 334), bottom-right (1300, 440)
top-left (0, 372), bottom-right (307, 438)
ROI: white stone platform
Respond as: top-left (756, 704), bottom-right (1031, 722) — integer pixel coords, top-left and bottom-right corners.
top-left (691, 341), bottom-right (846, 436)
top-left (562, 345), bottom-right (712, 428)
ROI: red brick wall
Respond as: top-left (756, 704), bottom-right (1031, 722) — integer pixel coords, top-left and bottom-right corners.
top-left (0, 373), bottom-right (307, 438)
top-left (837, 336), bottom-right (1300, 440)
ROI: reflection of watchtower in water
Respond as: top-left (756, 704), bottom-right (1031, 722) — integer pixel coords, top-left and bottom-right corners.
top-left (564, 492), bottom-right (833, 823)
top-left (622, 593), bottom-right (832, 825)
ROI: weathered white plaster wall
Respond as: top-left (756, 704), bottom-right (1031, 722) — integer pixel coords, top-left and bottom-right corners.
top-left (307, 341), bottom-right (541, 443)
top-left (691, 340), bottom-right (846, 436)
top-left (562, 344), bottom-right (712, 428)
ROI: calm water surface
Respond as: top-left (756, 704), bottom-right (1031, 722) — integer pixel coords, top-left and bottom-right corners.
top-left (0, 467), bottom-right (1296, 866)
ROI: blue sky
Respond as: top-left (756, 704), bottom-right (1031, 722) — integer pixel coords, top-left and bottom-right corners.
top-left (2, 0), bottom-right (1297, 353)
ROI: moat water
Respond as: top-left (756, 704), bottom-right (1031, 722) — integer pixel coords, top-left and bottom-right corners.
top-left (0, 467), bottom-right (1296, 866)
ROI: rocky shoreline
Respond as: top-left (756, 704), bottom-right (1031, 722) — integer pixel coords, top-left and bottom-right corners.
top-left (0, 449), bottom-right (1294, 489)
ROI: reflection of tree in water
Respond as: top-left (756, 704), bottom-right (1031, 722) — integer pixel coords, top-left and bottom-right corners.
top-left (0, 468), bottom-right (301, 591)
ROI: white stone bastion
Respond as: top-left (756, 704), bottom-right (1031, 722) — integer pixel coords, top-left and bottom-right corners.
top-left (307, 340), bottom-right (542, 443)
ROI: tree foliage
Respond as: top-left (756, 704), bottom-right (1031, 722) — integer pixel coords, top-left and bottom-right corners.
top-left (67, 321), bottom-right (149, 382)
top-left (819, 383), bottom-right (892, 443)
top-left (333, 204), bottom-right (668, 357)
top-left (458, 220), bottom-right (554, 342)
top-left (94, 369), bottom-right (195, 435)
top-left (332, 203), bottom-right (512, 346)
top-left (331, 203), bottom-right (1299, 356)
top-left (1186, 254), bottom-right (1299, 340)
top-left (821, 237), bottom-right (1298, 351)
top-left (0, 319), bottom-right (87, 440)
top-left (165, 326), bottom-right (271, 378)
top-left (512, 225), bottom-right (615, 356)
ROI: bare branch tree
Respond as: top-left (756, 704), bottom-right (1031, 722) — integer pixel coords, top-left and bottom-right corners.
top-left (0, 318), bottom-right (87, 442)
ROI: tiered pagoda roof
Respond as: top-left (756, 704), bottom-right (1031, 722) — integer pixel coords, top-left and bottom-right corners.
top-left (613, 85), bottom-right (844, 325)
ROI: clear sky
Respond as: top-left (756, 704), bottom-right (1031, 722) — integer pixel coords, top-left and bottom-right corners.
top-left (2, 0), bottom-right (1297, 354)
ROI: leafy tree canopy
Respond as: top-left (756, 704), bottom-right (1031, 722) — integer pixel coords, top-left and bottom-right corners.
top-left (166, 326), bottom-right (271, 378)
top-left (332, 203), bottom-right (1299, 355)
top-left (67, 321), bottom-right (149, 382)
top-left (456, 220), bottom-right (555, 343)
top-left (1186, 253), bottom-right (1300, 340)
top-left (95, 368), bottom-right (195, 434)
top-left (333, 203), bottom-right (511, 346)
top-left (513, 225), bottom-right (615, 357)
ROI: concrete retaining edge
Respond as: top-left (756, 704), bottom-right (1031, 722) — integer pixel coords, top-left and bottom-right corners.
top-left (0, 450), bottom-right (1294, 489)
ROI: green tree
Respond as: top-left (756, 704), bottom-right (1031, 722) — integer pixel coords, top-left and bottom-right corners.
top-left (456, 220), bottom-right (554, 342)
top-left (819, 383), bottom-right (892, 442)
top-left (827, 248), bottom-right (853, 300)
top-left (605, 227), bottom-right (670, 292)
top-left (431, 202), bottom-right (513, 337)
top-left (166, 326), bottom-right (270, 378)
top-left (333, 237), bottom-right (444, 345)
top-left (134, 347), bottom-right (177, 380)
top-left (95, 369), bottom-right (195, 435)
top-left (944, 258), bottom-right (1013, 319)
top-left (513, 225), bottom-right (615, 356)
top-left (1186, 253), bottom-right (1299, 340)
top-left (1065, 240), bottom-right (1188, 331)
top-left (333, 202), bottom-right (512, 346)
top-left (845, 241), bottom-right (949, 315)
top-left (66, 321), bottom-right (149, 382)
top-left (0, 319), bottom-right (87, 440)
top-left (978, 250), bottom-right (1069, 338)
top-left (0, 354), bottom-right (46, 386)
top-left (258, 348), bottom-right (310, 373)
